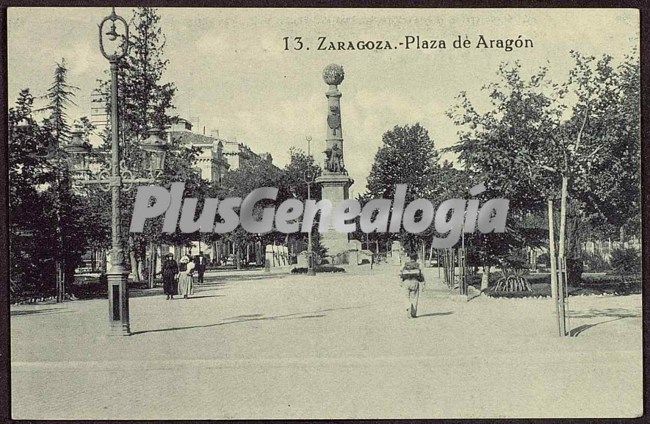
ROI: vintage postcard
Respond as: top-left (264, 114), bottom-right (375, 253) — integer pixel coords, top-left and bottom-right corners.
top-left (7, 7), bottom-right (642, 419)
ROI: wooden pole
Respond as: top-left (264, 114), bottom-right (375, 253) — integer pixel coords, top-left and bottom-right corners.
top-left (148, 241), bottom-right (156, 289)
top-left (557, 176), bottom-right (568, 336)
top-left (449, 249), bottom-right (455, 288)
top-left (548, 198), bottom-right (560, 335)
top-left (421, 241), bottom-right (426, 267)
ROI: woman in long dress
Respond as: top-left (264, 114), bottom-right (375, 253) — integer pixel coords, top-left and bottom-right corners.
top-left (162, 254), bottom-right (179, 300)
top-left (177, 255), bottom-right (195, 299)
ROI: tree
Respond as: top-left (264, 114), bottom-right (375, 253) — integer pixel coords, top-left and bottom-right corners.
top-left (8, 90), bottom-right (56, 300)
top-left (447, 61), bottom-right (566, 295)
top-left (12, 60), bottom-right (88, 302)
top-left (367, 123), bottom-right (441, 200)
top-left (280, 147), bottom-right (321, 202)
top-left (566, 51), bottom-right (640, 243)
top-left (279, 148), bottom-right (324, 260)
top-left (39, 59), bottom-right (79, 147)
top-left (447, 50), bottom-right (640, 295)
top-left (8, 87), bottom-right (103, 302)
top-left (143, 135), bottom-right (206, 257)
top-left (366, 123), bottom-right (444, 258)
top-left (447, 62), bottom-right (562, 212)
top-left (39, 59), bottom-right (82, 301)
top-left (541, 51), bottom-right (640, 285)
top-left (220, 157), bottom-right (284, 269)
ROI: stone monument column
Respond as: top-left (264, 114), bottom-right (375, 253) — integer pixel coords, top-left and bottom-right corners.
top-left (316, 64), bottom-right (354, 260)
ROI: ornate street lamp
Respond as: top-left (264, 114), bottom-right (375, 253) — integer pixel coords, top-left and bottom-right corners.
top-left (140, 128), bottom-right (168, 178)
top-left (303, 136), bottom-right (317, 276)
top-left (64, 128), bottom-right (92, 179)
top-left (67, 8), bottom-right (167, 335)
top-left (303, 171), bottom-right (317, 276)
top-left (99, 7), bottom-right (131, 335)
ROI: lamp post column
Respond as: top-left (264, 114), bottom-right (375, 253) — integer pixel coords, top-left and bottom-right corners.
top-left (306, 180), bottom-right (315, 276)
top-left (106, 59), bottom-right (130, 335)
top-left (305, 136), bottom-right (315, 276)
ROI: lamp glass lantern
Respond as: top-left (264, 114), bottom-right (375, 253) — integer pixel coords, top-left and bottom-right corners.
top-left (140, 129), bottom-right (168, 176)
top-left (64, 130), bottom-right (92, 177)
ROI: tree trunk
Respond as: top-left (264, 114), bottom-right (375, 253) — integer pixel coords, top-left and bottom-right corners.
top-left (148, 241), bottom-right (156, 289)
top-left (557, 176), bottom-right (568, 336)
top-left (480, 265), bottom-right (490, 291)
top-left (421, 241), bottom-right (426, 267)
top-left (619, 225), bottom-right (626, 244)
top-left (139, 250), bottom-right (146, 281)
top-left (130, 249), bottom-right (141, 282)
top-left (548, 199), bottom-right (558, 303)
top-left (566, 212), bottom-right (584, 284)
top-left (100, 249), bottom-right (107, 274)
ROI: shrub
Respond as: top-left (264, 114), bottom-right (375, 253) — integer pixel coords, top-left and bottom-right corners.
top-left (582, 251), bottom-right (610, 272)
top-left (359, 259), bottom-right (370, 265)
top-left (334, 252), bottom-right (349, 265)
top-left (291, 265), bottom-right (345, 274)
top-left (536, 253), bottom-right (550, 266)
top-left (566, 258), bottom-right (584, 284)
top-left (501, 251), bottom-right (528, 271)
top-left (610, 248), bottom-right (641, 275)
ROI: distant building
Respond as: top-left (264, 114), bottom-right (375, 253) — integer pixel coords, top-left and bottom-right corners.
top-left (167, 117), bottom-right (277, 184)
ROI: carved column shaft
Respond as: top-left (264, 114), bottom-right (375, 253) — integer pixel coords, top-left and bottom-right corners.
top-left (326, 85), bottom-right (343, 150)
top-left (322, 64), bottom-right (346, 174)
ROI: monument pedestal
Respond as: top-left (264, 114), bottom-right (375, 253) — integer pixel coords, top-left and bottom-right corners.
top-left (316, 172), bottom-right (354, 258)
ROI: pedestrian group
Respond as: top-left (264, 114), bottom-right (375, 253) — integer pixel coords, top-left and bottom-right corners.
top-left (161, 251), bottom-right (207, 300)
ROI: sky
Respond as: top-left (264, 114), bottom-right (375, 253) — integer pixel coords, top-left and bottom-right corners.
top-left (8, 8), bottom-right (639, 193)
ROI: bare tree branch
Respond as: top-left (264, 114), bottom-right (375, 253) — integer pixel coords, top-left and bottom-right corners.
top-left (573, 102), bottom-right (590, 153)
top-left (539, 164), bottom-right (558, 173)
top-left (586, 145), bottom-right (602, 159)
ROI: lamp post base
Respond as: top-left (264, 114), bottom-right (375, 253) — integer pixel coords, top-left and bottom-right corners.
top-left (107, 271), bottom-right (130, 336)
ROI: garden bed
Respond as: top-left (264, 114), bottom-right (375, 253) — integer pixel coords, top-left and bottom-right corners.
top-left (476, 272), bottom-right (641, 298)
top-left (291, 265), bottom-right (345, 274)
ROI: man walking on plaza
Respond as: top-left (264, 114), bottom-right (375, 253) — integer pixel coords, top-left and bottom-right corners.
top-left (400, 252), bottom-right (424, 318)
top-left (195, 251), bottom-right (207, 285)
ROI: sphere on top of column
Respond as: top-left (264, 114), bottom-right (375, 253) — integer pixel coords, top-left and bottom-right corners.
top-left (323, 64), bottom-right (345, 86)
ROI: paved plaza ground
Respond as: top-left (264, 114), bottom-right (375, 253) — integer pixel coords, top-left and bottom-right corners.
top-left (10, 264), bottom-right (642, 419)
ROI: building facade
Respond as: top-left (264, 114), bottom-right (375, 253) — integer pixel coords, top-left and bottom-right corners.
top-left (168, 117), bottom-right (275, 185)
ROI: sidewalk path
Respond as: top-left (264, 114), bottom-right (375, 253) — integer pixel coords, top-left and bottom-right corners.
top-left (11, 264), bottom-right (642, 419)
